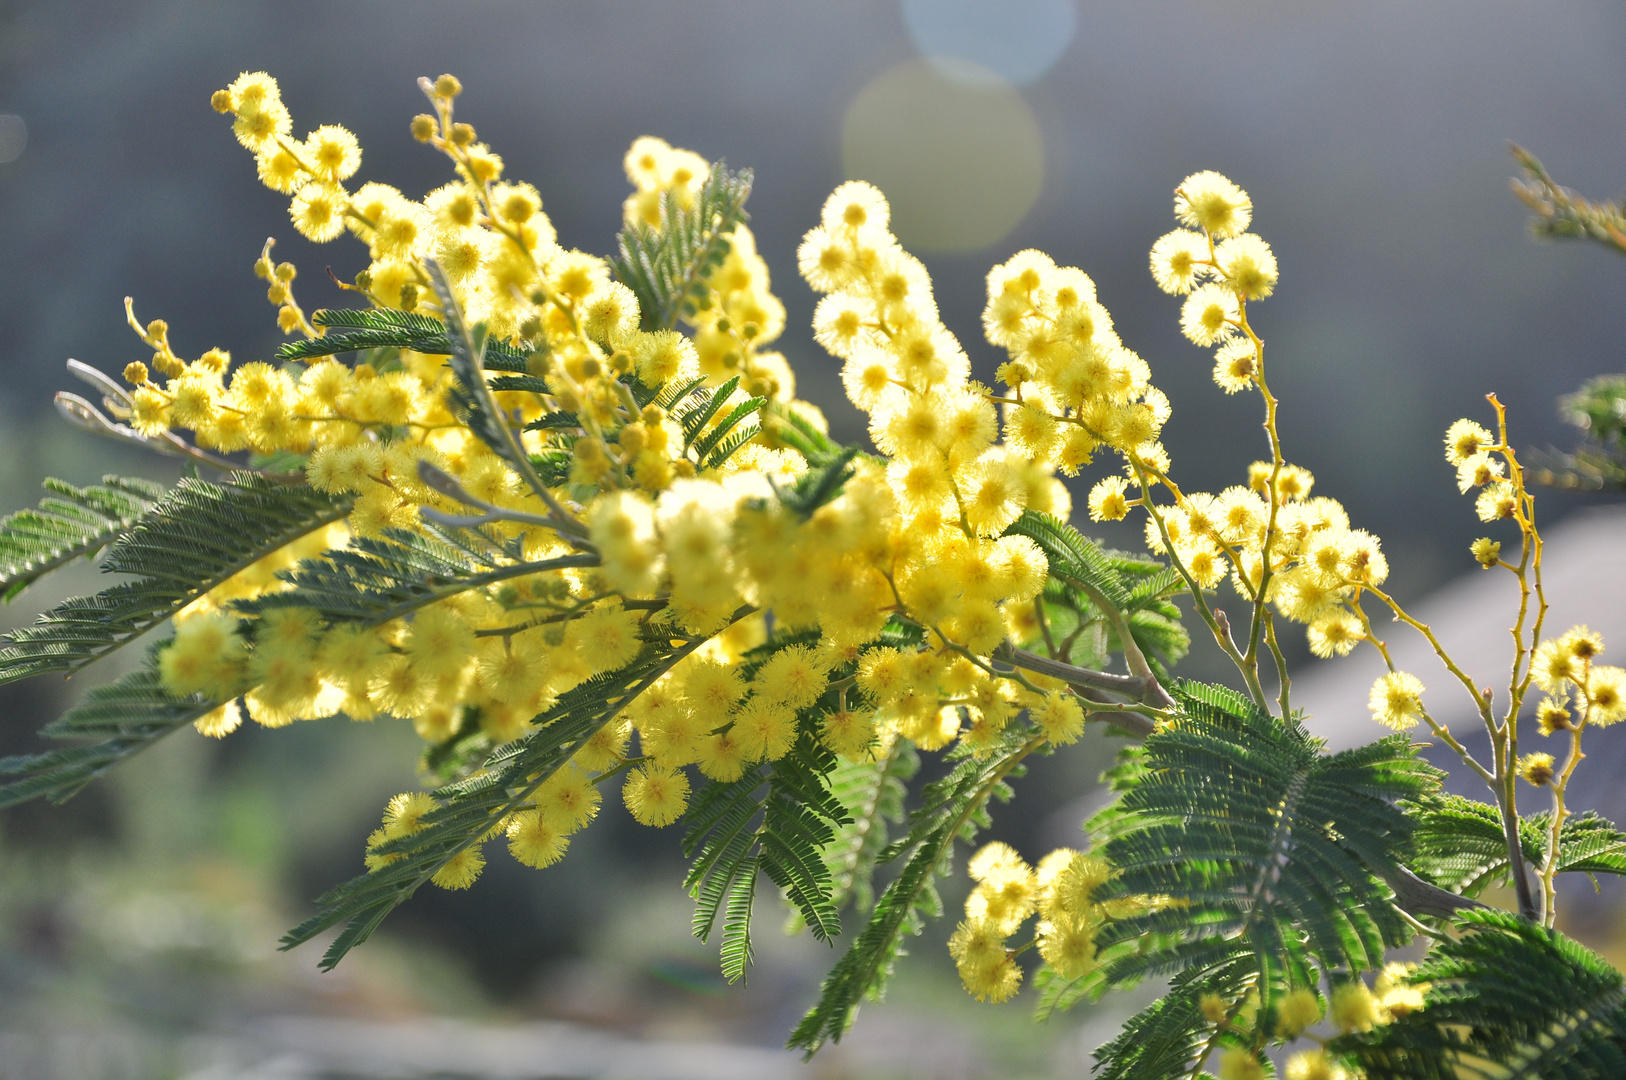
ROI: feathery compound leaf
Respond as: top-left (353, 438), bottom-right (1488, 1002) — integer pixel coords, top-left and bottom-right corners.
top-left (0, 645), bottom-right (218, 807)
top-left (0, 475), bottom-right (164, 602)
top-left (676, 375), bottom-right (741, 445)
top-left (611, 162), bottom-right (753, 332)
top-left (423, 261), bottom-right (555, 502)
top-left (1334, 908), bottom-right (1626, 1079)
top-left (1005, 509), bottom-right (1134, 612)
top-left (824, 741), bottom-right (917, 916)
top-left (700, 424), bottom-right (762, 472)
top-left (690, 394), bottom-right (766, 465)
top-left (718, 854), bottom-right (759, 983)
top-left (1409, 793), bottom-right (1626, 896)
top-left (1092, 680), bottom-right (1441, 1003)
top-left (236, 527), bottom-right (597, 625)
top-left (684, 719), bottom-right (850, 979)
top-left (0, 474), bottom-right (349, 686)
top-left (1091, 957), bottom-right (1256, 1080)
top-left (788, 729), bottom-right (1039, 1056)
top-left (772, 446), bottom-right (859, 519)
top-left (762, 400), bottom-right (843, 467)
top-left (277, 307), bottom-right (530, 371)
top-left (1125, 606), bottom-right (1190, 679)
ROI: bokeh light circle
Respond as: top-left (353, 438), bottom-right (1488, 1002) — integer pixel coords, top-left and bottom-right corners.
top-left (902, 0), bottom-right (1077, 86)
top-left (841, 59), bottom-right (1043, 254)
top-left (0, 115), bottom-right (27, 165)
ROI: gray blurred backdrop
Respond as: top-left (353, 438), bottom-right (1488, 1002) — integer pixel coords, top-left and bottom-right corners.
top-left (0, 2), bottom-right (1622, 1077)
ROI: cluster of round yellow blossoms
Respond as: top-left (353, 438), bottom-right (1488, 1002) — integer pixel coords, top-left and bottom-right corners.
top-left (622, 137), bottom-right (796, 402)
top-left (1515, 624), bottom-right (1624, 791)
top-left (136, 74), bottom-right (1112, 897)
top-left (947, 841), bottom-right (1150, 1003)
top-left (796, 182), bottom-right (1071, 659)
top-left (1034, 173), bottom-right (1392, 667)
top-left (1365, 415), bottom-right (1624, 750)
top-left (1202, 966), bottom-right (1425, 1080)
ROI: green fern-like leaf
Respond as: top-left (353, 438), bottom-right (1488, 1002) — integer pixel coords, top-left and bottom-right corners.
top-left (1006, 508), bottom-right (1134, 612)
top-left (1125, 605), bottom-right (1190, 680)
top-left (0, 475), bottom-right (165, 602)
top-left (1004, 511), bottom-right (1188, 675)
top-left (1410, 793), bottom-right (1626, 896)
top-left (235, 527), bottom-right (596, 625)
top-left (423, 262), bottom-right (557, 503)
top-left (1334, 908), bottom-right (1626, 1079)
top-left (690, 393), bottom-right (765, 465)
top-left (1091, 680), bottom-right (1441, 1009)
top-left (0, 645), bottom-right (217, 807)
top-left (1091, 957), bottom-right (1255, 1080)
top-left (718, 853), bottom-right (759, 982)
top-left (762, 400), bottom-right (843, 467)
top-left (676, 375), bottom-right (741, 445)
top-left (824, 740), bottom-right (917, 916)
top-left (773, 447), bottom-right (860, 519)
top-left (611, 163), bottom-right (753, 332)
top-left (788, 727), bottom-right (1038, 1055)
top-left (682, 646), bottom-right (854, 981)
top-left (701, 424), bottom-right (762, 472)
top-left (0, 474), bottom-right (349, 686)
top-left (276, 307), bottom-right (530, 372)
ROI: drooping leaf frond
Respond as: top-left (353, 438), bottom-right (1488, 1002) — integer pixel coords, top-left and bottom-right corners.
top-left (683, 634), bottom-right (872, 981)
top-left (235, 526), bottom-right (596, 625)
top-left (0, 475), bottom-right (165, 602)
top-left (1090, 957), bottom-right (1256, 1080)
top-left (1335, 908), bottom-right (1626, 1079)
top-left (788, 727), bottom-right (1040, 1055)
top-left (275, 306), bottom-right (530, 372)
top-left (684, 732), bottom-right (850, 979)
top-left (611, 162), bottom-right (753, 332)
top-left (1005, 510), bottom-right (1189, 674)
top-left (824, 740), bottom-right (917, 916)
top-left (1410, 793), bottom-right (1626, 897)
top-left (424, 262), bottom-right (562, 508)
top-left (0, 645), bottom-right (217, 807)
top-left (0, 474), bottom-right (349, 686)
top-left (1091, 681), bottom-right (1441, 1005)
top-left (773, 447), bottom-right (860, 519)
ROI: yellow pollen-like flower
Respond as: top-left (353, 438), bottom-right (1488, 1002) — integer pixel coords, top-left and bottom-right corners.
top-left (1369, 671), bottom-right (1425, 730)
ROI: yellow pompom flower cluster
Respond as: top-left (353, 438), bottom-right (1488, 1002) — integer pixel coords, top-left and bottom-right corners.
top-left (979, 173), bottom-right (1396, 687)
top-left (621, 139), bottom-right (795, 404)
top-left (947, 841), bottom-right (1159, 1003)
top-left (799, 181), bottom-right (1065, 661)
top-left (1530, 624), bottom-right (1624, 729)
top-left (1434, 397), bottom-right (1610, 927)
top-left (41, 64), bottom-right (1626, 1064)
top-left (142, 75), bottom-right (1126, 903)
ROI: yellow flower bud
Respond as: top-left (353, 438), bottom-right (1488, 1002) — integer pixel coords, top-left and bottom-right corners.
top-left (1471, 537), bottom-right (1501, 568)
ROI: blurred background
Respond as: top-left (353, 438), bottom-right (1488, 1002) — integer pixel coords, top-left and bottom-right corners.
top-left (0, 1), bottom-right (1622, 1076)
